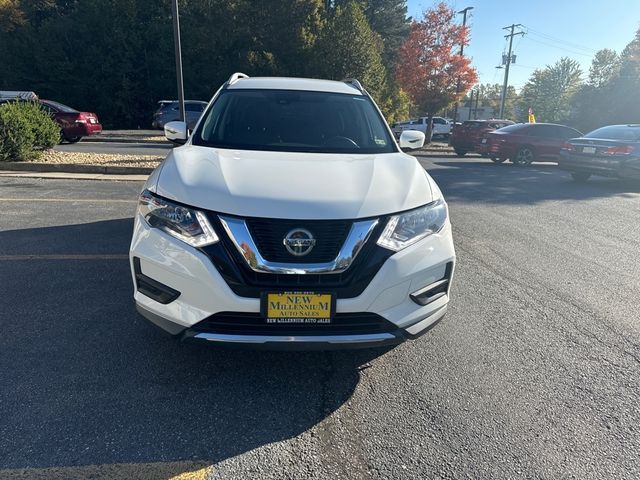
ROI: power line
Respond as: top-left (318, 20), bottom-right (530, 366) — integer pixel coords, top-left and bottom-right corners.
top-left (523, 26), bottom-right (597, 54)
top-left (510, 64), bottom-right (538, 70)
top-left (523, 36), bottom-right (593, 57)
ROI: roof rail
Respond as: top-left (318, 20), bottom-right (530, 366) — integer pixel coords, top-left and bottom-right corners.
top-left (342, 78), bottom-right (364, 92)
top-left (227, 72), bottom-right (249, 86)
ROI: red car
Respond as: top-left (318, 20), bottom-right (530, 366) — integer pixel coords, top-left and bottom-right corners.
top-left (485, 123), bottom-right (582, 166)
top-left (38, 100), bottom-right (102, 143)
top-left (449, 119), bottom-right (514, 156)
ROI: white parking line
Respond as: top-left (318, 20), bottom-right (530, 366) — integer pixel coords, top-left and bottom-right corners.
top-left (0, 197), bottom-right (136, 203)
top-left (0, 254), bottom-right (129, 261)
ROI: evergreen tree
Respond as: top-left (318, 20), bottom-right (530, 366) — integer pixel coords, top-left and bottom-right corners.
top-left (330, 0), bottom-right (410, 67)
top-left (609, 29), bottom-right (640, 125)
top-left (312, 1), bottom-right (387, 100)
top-left (570, 49), bottom-right (621, 132)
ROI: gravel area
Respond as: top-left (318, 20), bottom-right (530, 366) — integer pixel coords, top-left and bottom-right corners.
top-left (37, 150), bottom-right (163, 168)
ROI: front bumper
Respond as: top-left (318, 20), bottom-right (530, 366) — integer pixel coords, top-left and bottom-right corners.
top-left (130, 213), bottom-right (455, 349)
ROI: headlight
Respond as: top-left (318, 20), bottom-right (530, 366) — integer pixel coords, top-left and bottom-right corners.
top-left (138, 189), bottom-right (219, 247)
top-left (377, 199), bottom-right (448, 251)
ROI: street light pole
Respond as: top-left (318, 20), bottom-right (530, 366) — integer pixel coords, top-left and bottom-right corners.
top-left (171, 0), bottom-right (185, 122)
top-left (452, 6), bottom-right (473, 125)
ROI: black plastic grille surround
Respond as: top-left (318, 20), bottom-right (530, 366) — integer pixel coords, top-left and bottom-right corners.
top-left (190, 311), bottom-right (397, 336)
top-left (200, 212), bottom-right (394, 299)
top-left (245, 218), bottom-right (352, 263)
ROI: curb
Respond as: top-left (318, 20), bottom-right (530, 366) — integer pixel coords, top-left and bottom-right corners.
top-left (0, 162), bottom-right (154, 175)
top-left (81, 137), bottom-right (170, 145)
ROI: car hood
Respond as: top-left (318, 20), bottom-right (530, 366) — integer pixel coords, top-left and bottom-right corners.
top-left (153, 146), bottom-right (434, 219)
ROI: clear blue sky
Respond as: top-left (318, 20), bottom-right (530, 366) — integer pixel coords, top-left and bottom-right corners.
top-left (406, 0), bottom-right (640, 90)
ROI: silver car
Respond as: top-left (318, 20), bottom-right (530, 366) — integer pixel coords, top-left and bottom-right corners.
top-left (152, 100), bottom-right (207, 130)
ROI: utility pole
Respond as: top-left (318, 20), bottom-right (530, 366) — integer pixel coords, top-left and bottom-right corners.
top-left (468, 89), bottom-right (473, 120)
top-left (452, 6), bottom-right (474, 124)
top-left (499, 24), bottom-right (524, 119)
top-left (474, 88), bottom-right (479, 119)
top-left (171, 0), bottom-right (185, 122)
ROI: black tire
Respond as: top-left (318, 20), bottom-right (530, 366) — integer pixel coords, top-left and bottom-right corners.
top-left (454, 149), bottom-right (467, 157)
top-left (491, 157), bottom-right (506, 163)
top-left (571, 171), bottom-right (591, 182)
top-left (64, 136), bottom-right (82, 143)
top-left (513, 146), bottom-right (535, 166)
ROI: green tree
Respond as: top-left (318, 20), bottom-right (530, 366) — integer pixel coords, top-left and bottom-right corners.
top-left (331, 0), bottom-right (410, 67)
top-left (518, 57), bottom-right (582, 123)
top-left (312, 1), bottom-right (387, 100)
top-left (587, 48), bottom-right (620, 88)
top-left (570, 49), bottom-right (621, 132)
top-left (608, 28), bottom-right (640, 126)
top-left (0, 0), bottom-right (410, 127)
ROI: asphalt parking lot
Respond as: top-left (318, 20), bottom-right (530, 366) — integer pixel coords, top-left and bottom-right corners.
top-left (1, 156), bottom-right (639, 479)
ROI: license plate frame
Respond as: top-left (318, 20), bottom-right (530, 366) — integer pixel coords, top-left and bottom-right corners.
top-left (582, 146), bottom-right (596, 154)
top-left (261, 292), bottom-right (335, 324)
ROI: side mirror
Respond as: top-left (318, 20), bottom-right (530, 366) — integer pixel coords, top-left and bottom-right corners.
top-left (399, 130), bottom-right (425, 150)
top-left (164, 121), bottom-right (188, 144)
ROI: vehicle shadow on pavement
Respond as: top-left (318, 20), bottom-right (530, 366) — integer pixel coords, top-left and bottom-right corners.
top-left (424, 159), bottom-right (640, 204)
top-left (0, 218), bottom-right (390, 475)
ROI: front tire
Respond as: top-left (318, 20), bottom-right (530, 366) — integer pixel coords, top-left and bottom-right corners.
top-left (571, 171), bottom-right (591, 182)
top-left (454, 149), bottom-right (467, 157)
top-left (513, 146), bottom-right (535, 166)
top-left (64, 136), bottom-right (82, 144)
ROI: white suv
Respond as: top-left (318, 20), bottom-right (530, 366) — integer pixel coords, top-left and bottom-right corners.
top-left (129, 74), bottom-right (455, 349)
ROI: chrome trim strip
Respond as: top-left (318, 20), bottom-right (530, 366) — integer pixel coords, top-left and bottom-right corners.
top-left (219, 216), bottom-right (379, 274)
top-left (192, 332), bottom-right (396, 344)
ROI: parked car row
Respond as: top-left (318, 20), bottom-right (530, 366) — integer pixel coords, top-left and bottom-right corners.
top-left (449, 119), bottom-right (515, 156)
top-left (391, 116), bottom-right (452, 139)
top-left (450, 120), bottom-right (640, 182)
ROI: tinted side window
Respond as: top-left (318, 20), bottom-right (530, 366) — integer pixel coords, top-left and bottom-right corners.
top-left (528, 125), bottom-right (560, 137)
top-left (560, 127), bottom-right (582, 139)
top-left (496, 124), bottom-right (529, 134)
top-left (433, 118), bottom-right (445, 124)
top-left (585, 126), bottom-right (640, 141)
top-left (39, 103), bottom-right (57, 114)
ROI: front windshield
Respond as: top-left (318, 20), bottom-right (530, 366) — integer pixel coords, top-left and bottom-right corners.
top-left (193, 89), bottom-right (396, 154)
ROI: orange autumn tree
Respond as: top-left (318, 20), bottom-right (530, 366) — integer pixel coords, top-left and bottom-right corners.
top-left (396, 2), bottom-right (477, 141)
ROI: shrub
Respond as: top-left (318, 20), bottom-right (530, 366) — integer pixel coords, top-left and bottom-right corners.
top-left (0, 101), bottom-right (60, 161)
